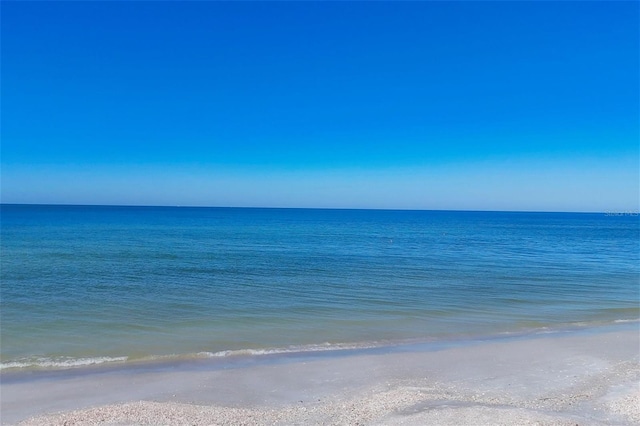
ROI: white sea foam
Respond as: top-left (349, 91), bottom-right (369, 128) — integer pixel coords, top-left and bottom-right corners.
top-left (0, 356), bottom-right (128, 371)
top-left (0, 342), bottom-right (384, 371)
top-left (205, 341), bottom-right (383, 358)
top-left (4, 320), bottom-right (637, 371)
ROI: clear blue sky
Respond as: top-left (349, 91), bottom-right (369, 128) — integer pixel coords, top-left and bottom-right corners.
top-left (2, 1), bottom-right (638, 211)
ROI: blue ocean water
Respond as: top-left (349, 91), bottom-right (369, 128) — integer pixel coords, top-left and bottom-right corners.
top-left (1, 205), bottom-right (638, 370)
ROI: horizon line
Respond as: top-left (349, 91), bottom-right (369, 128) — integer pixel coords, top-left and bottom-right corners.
top-left (2, 202), bottom-right (638, 215)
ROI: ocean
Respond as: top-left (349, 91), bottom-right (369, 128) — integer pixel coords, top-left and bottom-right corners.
top-left (1, 205), bottom-right (638, 371)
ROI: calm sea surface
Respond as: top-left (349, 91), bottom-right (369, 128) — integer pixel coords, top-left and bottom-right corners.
top-left (1, 205), bottom-right (638, 370)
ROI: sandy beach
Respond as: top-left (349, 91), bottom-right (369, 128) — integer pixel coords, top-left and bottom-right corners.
top-left (2, 325), bottom-right (638, 425)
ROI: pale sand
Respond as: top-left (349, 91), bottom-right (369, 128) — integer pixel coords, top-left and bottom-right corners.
top-left (3, 326), bottom-right (639, 425)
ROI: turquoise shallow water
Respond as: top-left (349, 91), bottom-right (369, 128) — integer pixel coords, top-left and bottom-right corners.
top-left (1, 205), bottom-right (638, 370)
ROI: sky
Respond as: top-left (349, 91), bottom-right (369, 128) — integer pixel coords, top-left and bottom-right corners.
top-left (2, 1), bottom-right (638, 211)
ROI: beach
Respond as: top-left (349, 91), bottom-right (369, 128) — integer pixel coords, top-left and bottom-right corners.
top-left (3, 324), bottom-right (638, 425)
top-left (2, 207), bottom-right (638, 425)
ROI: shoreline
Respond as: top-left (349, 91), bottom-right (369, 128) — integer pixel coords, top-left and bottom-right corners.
top-left (2, 323), bottom-right (638, 425)
top-left (2, 319), bottom-right (638, 377)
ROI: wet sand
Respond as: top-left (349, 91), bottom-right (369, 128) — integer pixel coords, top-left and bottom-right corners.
top-left (3, 325), bottom-right (639, 425)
